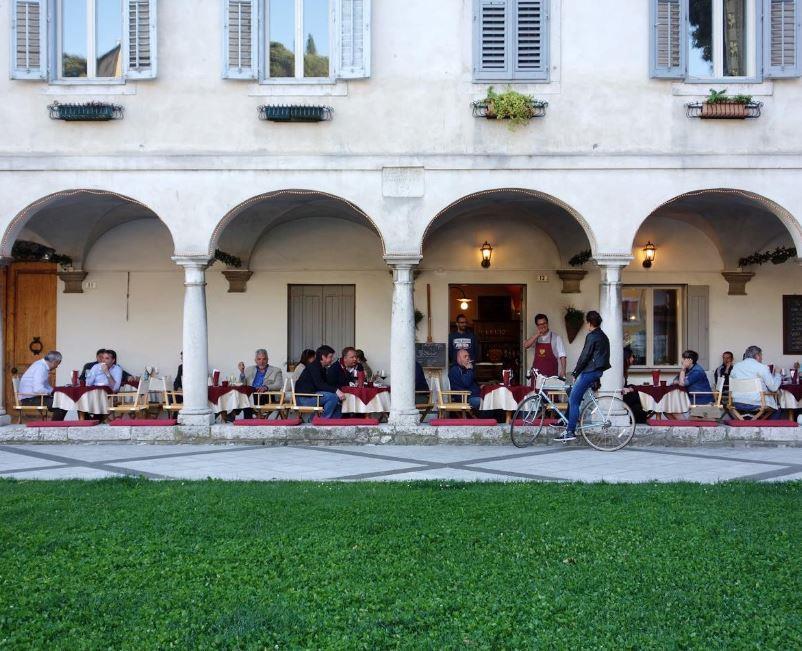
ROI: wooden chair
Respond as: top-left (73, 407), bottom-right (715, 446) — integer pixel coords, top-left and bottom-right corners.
top-left (107, 376), bottom-right (150, 420)
top-left (688, 376), bottom-right (725, 420)
top-left (539, 375), bottom-right (568, 417)
top-left (415, 390), bottom-right (434, 420)
top-left (287, 378), bottom-right (323, 420)
top-left (11, 375), bottom-right (50, 423)
top-left (160, 376), bottom-right (183, 418)
top-left (252, 378), bottom-right (289, 419)
top-left (433, 376), bottom-right (472, 418)
top-left (726, 377), bottom-right (776, 420)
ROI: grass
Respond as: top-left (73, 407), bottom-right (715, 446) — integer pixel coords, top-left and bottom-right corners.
top-left (0, 479), bottom-right (800, 649)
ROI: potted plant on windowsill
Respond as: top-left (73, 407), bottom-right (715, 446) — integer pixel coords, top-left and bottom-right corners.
top-left (472, 86), bottom-right (548, 127)
top-left (686, 89), bottom-right (762, 119)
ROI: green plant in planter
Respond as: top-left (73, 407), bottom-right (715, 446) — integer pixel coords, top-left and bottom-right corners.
top-left (705, 88), bottom-right (753, 104)
top-left (483, 86), bottom-right (541, 128)
top-left (568, 249), bottom-right (592, 267)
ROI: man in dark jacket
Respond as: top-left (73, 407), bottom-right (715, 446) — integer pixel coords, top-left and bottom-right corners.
top-left (448, 349), bottom-right (481, 410)
top-left (326, 347), bottom-right (359, 388)
top-left (559, 310), bottom-right (610, 441)
top-left (295, 345), bottom-right (344, 418)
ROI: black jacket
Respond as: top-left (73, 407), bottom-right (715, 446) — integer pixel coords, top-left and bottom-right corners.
top-left (296, 359), bottom-right (338, 394)
top-left (572, 328), bottom-right (611, 377)
top-left (326, 360), bottom-right (359, 389)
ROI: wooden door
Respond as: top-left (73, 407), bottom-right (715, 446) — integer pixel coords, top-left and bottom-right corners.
top-left (288, 285), bottom-right (355, 363)
top-left (3, 262), bottom-right (57, 409)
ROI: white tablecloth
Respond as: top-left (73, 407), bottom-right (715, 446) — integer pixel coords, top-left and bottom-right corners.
top-left (210, 390), bottom-right (252, 414)
top-left (637, 388), bottom-right (690, 414)
top-left (341, 391), bottom-right (391, 414)
top-left (52, 389), bottom-right (110, 415)
top-left (480, 387), bottom-right (537, 411)
top-left (778, 389), bottom-right (802, 409)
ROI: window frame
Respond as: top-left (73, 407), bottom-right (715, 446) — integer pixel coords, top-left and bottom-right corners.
top-left (623, 285), bottom-right (685, 370)
top-left (261, 0), bottom-right (335, 83)
top-left (56, 0), bottom-right (124, 82)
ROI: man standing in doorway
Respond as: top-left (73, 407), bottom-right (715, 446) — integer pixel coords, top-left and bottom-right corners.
top-left (448, 314), bottom-right (480, 364)
top-left (524, 313), bottom-right (567, 380)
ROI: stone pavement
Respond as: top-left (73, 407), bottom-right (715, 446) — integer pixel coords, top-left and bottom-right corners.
top-left (1, 443), bottom-right (801, 482)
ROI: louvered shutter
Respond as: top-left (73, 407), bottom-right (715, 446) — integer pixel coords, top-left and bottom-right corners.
top-left (10, 0), bottom-right (47, 80)
top-left (650, 0), bottom-right (685, 78)
top-left (124, 0), bottom-right (157, 79)
top-left (513, 0), bottom-right (548, 80)
top-left (474, 0), bottom-right (511, 80)
top-left (223, 0), bottom-right (259, 79)
top-left (764, 0), bottom-right (801, 77)
top-left (337, 0), bottom-right (371, 79)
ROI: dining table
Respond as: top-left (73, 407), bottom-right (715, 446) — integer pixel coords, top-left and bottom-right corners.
top-left (479, 384), bottom-right (537, 422)
top-left (635, 384), bottom-right (689, 416)
top-left (208, 385), bottom-right (253, 414)
top-left (52, 385), bottom-right (112, 416)
top-left (777, 383), bottom-right (802, 414)
top-left (340, 385), bottom-right (391, 414)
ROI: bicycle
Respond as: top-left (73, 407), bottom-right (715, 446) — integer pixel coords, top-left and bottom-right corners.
top-left (509, 370), bottom-right (635, 451)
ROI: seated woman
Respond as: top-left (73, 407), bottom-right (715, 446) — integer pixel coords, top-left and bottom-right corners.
top-left (621, 346), bottom-right (649, 424)
top-left (292, 349), bottom-right (316, 382)
top-left (676, 349), bottom-right (713, 404)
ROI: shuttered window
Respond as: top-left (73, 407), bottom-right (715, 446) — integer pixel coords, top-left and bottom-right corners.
top-left (473, 0), bottom-right (549, 81)
top-left (650, 0), bottom-right (800, 79)
top-left (126, 0), bottom-right (157, 78)
top-left (223, 0), bottom-right (258, 78)
top-left (11, 0), bottom-right (47, 79)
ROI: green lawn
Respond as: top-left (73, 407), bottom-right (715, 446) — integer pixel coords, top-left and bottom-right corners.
top-left (0, 480), bottom-right (799, 649)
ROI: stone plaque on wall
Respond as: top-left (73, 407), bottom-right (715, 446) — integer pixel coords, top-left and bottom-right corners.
top-left (783, 295), bottom-right (802, 355)
top-left (382, 167), bottom-right (425, 197)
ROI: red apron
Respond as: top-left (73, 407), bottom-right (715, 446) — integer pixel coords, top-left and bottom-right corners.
top-left (530, 332), bottom-right (558, 387)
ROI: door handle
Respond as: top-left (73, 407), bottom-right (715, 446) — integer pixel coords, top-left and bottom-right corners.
top-left (29, 337), bottom-right (43, 356)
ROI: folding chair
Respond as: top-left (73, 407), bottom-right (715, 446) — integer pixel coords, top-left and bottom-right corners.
top-left (433, 376), bottom-right (472, 419)
top-left (160, 376), bottom-right (183, 418)
top-left (253, 378), bottom-right (289, 419)
top-left (287, 378), bottom-right (323, 421)
top-left (688, 376), bottom-right (725, 420)
top-left (11, 376), bottom-right (50, 423)
top-left (726, 377), bottom-right (776, 420)
top-left (107, 376), bottom-right (150, 420)
top-left (415, 390), bottom-right (434, 420)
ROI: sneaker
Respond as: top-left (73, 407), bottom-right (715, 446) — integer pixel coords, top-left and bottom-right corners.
top-left (554, 431), bottom-right (577, 442)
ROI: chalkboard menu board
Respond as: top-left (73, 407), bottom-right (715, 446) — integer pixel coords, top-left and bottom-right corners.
top-left (415, 342), bottom-right (447, 368)
top-left (783, 295), bottom-right (802, 354)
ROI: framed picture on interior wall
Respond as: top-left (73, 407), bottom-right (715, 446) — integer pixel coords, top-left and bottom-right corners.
top-left (782, 296), bottom-right (802, 355)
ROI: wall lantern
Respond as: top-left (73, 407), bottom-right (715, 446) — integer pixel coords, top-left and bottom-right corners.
top-left (642, 241), bottom-right (656, 269)
top-left (480, 241), bottom-right (493, 268)
top-left (455, 287), bottom-right (472, 311)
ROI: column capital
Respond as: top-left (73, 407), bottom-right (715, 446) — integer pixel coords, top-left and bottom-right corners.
top-left (593, 253), bottom-right (633, 268)
top-left (383, 254), bottom-right (422, 269)
top-left (172, 254), bottom-right (213, 270)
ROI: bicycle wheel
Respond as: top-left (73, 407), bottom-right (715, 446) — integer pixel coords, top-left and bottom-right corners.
top-left (510, 394), bottom-right (546, 448)
top-left (579, 395), bottom-right (635, 451)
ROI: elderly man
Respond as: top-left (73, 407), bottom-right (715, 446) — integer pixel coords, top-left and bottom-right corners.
top-left (327, 347), bottom-right (360, 388)
top-left (227, 349), bottom-right (284, 422)
top-left (18, 351), bottom-right (67, 421)
top-left (524, 313), bottom-right (568, 379)
top-left (729, 345), bottom-right (782, 417)
top-left (448, 348), bottom-right (481, 411)
top-left (295, 345), bottom-right (344, 419)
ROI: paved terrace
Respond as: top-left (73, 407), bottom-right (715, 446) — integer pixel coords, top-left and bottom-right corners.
top-left (1, 443), bottom-right (801, 483)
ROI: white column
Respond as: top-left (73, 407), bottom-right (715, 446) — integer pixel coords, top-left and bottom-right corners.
top-left (173, 256), bottom-right (215, 426)
top-left (0, 258), bottom-right (10, 425)
top-left (385, 255), bottom-right (421, 426)
top-left (596, 255), bottom-right (632, 394)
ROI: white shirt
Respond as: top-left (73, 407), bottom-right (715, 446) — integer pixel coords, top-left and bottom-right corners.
top-left (18, 359), bottom-right (53, 398)
top-left (537, 332), bottom-right (567, 359)
top-left (730, 358), bottom-right (780, 409)
top-left (86, 363), bottom-right (123, 392)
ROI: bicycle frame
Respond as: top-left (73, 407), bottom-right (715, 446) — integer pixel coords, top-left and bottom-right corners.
top-left (522, 370), bottom-right (604, 433)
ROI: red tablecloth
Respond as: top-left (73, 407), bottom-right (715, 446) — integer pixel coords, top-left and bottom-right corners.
top-left (780, 383), bottom-right (802, 400)
top-left (208, 385), bottom-right (254, 402)
top-left (341, 386), bottom-right (390, 405)
top-left (54, 385), bottom-right (112, 400)
top-left (635, 385), bottom-right (686, 402)
top-left (480, 384), bottom-right (533, 402)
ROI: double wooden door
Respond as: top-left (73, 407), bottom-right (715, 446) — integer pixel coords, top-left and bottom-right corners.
top-left (1, 262), bottom-right (58, 410)
top-left (288, 285), bottom-right (355, 363)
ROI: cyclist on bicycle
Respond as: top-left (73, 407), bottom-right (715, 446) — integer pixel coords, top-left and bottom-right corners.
top-left (557, 310), bottom-right (610, 442)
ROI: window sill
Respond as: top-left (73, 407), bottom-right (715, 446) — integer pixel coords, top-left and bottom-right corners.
top-left (468, 80), bottom-right (561, 96)
top-left (248, 80), bottom-right (348, 97)
top-left (42, 83), bottom-right (135, 96)
top-left (672, 81), bottom-right (773, 96)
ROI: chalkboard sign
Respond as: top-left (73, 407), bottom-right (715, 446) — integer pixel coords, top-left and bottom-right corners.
top-left (783, 295), bottom-right (802, 355)
top-left (416, 342), bottom-right (447, 368)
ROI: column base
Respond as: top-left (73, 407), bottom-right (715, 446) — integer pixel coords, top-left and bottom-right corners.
top-left (0, 413), bottom-right (11, 426)
top-left (388, 410), bottom-right (421, 427)
top-left (178, 411), bottom-right (215, 426)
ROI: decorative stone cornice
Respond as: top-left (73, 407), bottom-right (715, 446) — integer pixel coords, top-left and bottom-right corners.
top-left (58, 270), bottom-right (88, 293)
top-left (721, 271), bottom-right (755, 295)
top-left (383, 254), bottom-right (422, 268)
top-left (171, 255), bottom-right (213, 269)
top-left (556, 269), bottom-right (587, 294)
top-left (222, 269), bottom-right (253, 293)
top-left (593, 253), bottom-right (634, 267)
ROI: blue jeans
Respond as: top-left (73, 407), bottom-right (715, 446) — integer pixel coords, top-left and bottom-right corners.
top-left (298, 392), bottom-right (341, 418)
top-left (567, 370), bottom-right (603, 434)
top-left (469, 396), bottom-right (481, 411)
top-left (732, 402), bottom-right (784, 420)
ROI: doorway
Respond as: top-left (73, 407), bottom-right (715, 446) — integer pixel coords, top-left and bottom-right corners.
top-left (287, 285), bottom-right (355, 366)
top-left (449, 284), bottom-right (525, 383)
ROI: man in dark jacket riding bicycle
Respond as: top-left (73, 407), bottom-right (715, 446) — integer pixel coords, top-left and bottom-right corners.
top-left (557, 310), bottom-right (610, 442)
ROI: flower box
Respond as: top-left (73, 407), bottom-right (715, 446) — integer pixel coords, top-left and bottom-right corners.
top-left (686, 100), bottom-right (762, 119)
top-left (471, 99), bottom-right (548, 120)
top-left (258, 105), bottom-right (333, 122)
top-left (48, 101), bottom-right (123, 121)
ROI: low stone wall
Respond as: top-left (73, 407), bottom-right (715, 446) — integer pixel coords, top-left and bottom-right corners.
top-left (0, 423), bottom-right (800, 446)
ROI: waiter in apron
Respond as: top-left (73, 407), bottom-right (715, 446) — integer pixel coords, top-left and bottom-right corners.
top-left (524, 313), bottom-right (568, 385)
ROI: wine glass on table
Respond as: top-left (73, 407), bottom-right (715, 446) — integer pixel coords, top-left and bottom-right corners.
top-left (378, 369), bottom-right (387, 385)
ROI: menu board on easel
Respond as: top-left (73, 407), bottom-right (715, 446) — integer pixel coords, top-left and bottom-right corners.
top-left (783, 295), bottom-right (802, 354)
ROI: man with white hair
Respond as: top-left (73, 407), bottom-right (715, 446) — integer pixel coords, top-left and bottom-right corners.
top-left (18, 350), bottom-right (67, 421)
top-left (227, 349), bottom-right (284, 421)
top-left (729, 345), bottom-right (781, 417)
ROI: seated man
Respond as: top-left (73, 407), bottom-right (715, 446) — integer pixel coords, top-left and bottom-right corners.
top-left (448, 349), bottom-right (481, 411)
top-left (729, 345), bottom-right (782, 417)
top-left (227, 349), bottom-right (284, 421)
top-left (676, 349), bottom-right (713, 404)
top-left (327, 347), bottom-right (359, 388)
top-left (85, 349), bottom-right (123, 391)
top-left (18, 350), bottom-right (67, 421)
top-left (294, 345), bottom-right (344, 419)
top-left (415, 361), bottom-right (430, 403)
top-left (79, 348), bottom-right (105, 382)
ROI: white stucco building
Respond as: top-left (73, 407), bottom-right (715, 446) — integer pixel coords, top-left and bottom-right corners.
top-left (1, 0), bottom-right (801, 428)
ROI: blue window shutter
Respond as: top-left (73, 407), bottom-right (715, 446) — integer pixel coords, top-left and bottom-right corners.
top-left (223, 0), bottom-right (258, 79)
top-left (650, 0), bottom-right (685, 78)
top-left (513, 0), bottom-right (548, 80)
top-left (474, 0), bottom-right (511, 80)
top-left (336, 0), bottom-right (370, 79)
top-left (764, 0), bottom-right (801, 77)
top-left (124, 0), bottom-right (157, 79)
top-left (10, 0), bottom-right (47, 80)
